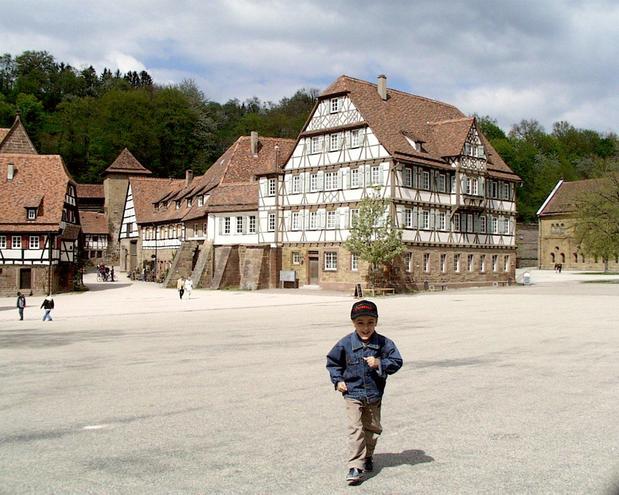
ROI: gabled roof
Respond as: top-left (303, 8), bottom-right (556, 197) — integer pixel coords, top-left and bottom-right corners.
top-left (0, 154), bottom-right (75, 232)
top-left (537, 177), bottom-right (613, 216)
top-left (128, 177), bottom-right (184, 224)
top-left (0, 115), bottom-right (38, 155)
top-left (104, 148), bottom-right (152, 175)
top-left (206, 183), bottom-right (259, 213)
top-left (79, 211), bottom-right (108, 234)
top-left (76, 183), bottom-right (104, 199)
top-left (314, 75), bottom-right (519, 180)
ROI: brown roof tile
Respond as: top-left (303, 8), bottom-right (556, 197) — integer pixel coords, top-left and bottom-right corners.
top-left (104, 148), bottom-right (152, 175)
top-left (0, 115), bottom-right (38, 155)
top-left (76, 183), bottom-right (104, 198)
top-left (206, 183), bottom-right (259, 212)
top-left (79, 211), bottom-right (108, 234)
top-left (0, 154), bottom-right (75, 231)
top-left (128, 177), bottom-right (185, 224)
top-left (538, 178), bottom-right (613, 216)
top-left (315, 75), bottom-right (519, 181)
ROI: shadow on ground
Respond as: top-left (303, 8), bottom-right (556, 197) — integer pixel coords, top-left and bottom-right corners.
top-left (359, 449), bottom-right (434, 484)
top-left (84, 282), bottom-right (132, 292)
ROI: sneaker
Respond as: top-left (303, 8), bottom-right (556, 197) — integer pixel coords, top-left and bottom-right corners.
top-left (364, 457), bottom-right (374, 472)
top-left (346, 467), bottom-right (363, 484)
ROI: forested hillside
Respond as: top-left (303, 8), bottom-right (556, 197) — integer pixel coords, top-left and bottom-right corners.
top-left (1, 51), bottom-right (616, 222)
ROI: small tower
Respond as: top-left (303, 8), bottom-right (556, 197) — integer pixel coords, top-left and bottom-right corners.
top-left (103, 148), bottom-right (152, 264)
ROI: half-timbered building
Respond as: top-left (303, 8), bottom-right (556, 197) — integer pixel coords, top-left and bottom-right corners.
top-left (0, 154), bottom-right (80, 295)
top-left (258, 75), bottom-right (520, 290)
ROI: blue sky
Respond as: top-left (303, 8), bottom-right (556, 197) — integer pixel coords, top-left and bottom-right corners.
top-left (1, 0), bottom-right (617, 133)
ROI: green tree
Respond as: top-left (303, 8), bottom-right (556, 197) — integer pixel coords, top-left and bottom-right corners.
top-left (573, 174), bottom-right (619, 271)
top-left (344, 188), bottom-right (405, 288)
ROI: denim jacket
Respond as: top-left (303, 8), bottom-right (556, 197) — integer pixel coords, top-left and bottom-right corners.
top-left (326, 331), bottom-right (403, 402)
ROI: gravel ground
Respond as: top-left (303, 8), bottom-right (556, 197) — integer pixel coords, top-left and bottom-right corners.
top-left (0, 269), bottom-right (618, 495)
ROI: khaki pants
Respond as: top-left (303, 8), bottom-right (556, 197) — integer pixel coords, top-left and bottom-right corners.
top-left (345, 399), bottom-right (382, 469)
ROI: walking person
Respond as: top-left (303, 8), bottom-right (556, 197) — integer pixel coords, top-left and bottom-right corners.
top-left (16, 292), bottom-right (26, 321)
top-left (326, 300), bottom-right (403, 485)
top-left (41, 294), bottom-right (55, 321)
top-left (184, 277), bottom-right (193, 299)
top-left (177, 276), bottom-right (185, 300)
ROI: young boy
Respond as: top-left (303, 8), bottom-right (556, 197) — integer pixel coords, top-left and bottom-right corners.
top-left (326, 300), bottom-right (403, 484)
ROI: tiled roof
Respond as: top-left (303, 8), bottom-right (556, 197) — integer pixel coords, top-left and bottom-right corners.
top-left (104, 148), bottom-right (152, 175)
top-left (206, 183), bottom-right (259, 212)
top-left (0, 115), bottom-right (37, 155)
top-left (76, 184), bottom-right (104, 198)
top-left (315, 75), bottom-right (519, 180)
top-left (537, 177), bottom-right (612, 216)
top-left (128, 177), bottom-right (185, 224)
top-left (79, 211), bottom-right (108, 234)
top-left (0, 154), bottom-right (75, 232)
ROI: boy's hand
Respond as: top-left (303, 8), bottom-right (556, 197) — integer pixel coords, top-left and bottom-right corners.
top-left (336, 381), bottom-right (348, 393)
top-left (364, 356), bottom-right (380, 369)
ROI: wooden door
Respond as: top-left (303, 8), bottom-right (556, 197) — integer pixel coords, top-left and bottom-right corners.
top-left (309, 256), bottom-right (319, 285)
top-left (19, 268), bottom-right (32, 290)
top-left (129, 241), bottom-right (137, 271)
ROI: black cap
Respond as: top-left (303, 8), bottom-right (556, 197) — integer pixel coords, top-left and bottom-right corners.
top-left (351, 300), bottom-right (378, 320)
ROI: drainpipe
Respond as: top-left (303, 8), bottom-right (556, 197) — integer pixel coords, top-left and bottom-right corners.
top-left (48, 232), bottom-right (54, 295)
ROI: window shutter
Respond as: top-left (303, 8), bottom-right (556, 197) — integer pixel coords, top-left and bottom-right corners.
top-left (317, 171), bottom-right (324, 191)
top-left (218, 217), bottom-right (223, 235)
top-left (342, 168), bottom-right (349, 189)
top-left (412, 207), bottom-right (418, 228)
top-left (379, 165), bottom-right (385, 186)
top-left (284, 174), bottom-right (291, 194)
top-left (395, 205), bottom-right (404, 227)
top-left (430, 211), bottom-right (435, 229)
top-left (304, 172), bottom-right (310, 193)
top-left (318, 210), bottom-right (325, 229)
top-left (364, 165), bottom-right (371, 187)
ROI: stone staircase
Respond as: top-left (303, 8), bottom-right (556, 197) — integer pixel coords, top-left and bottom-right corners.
top-left (210, 246), bottom-right (232, 289)
top-left (240, 247), bottom-right (265, 290)
top-left (164, 241), bottom-right (199, 288)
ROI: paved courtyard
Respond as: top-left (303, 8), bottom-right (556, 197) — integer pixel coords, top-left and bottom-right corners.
top-left (1, 269), bottom-right (618, 494)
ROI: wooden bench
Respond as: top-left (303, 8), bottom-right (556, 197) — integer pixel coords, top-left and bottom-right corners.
top-left (364, 287), bottom-right (396, 296)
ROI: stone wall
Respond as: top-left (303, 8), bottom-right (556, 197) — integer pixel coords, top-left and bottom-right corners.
top-left (0, 264), bottom-right (76, 296)
top-left (103, 174), bottom-right (129, 264)
top-left (516, 223), bottom-right (538, 267)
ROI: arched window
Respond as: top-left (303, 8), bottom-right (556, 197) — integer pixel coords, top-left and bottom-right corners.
top-left (573, 253), bottom-right (578, 263)
top-left (581, 254), bottom-right (585, 263)
top-left (560, 253), bottom-right (565, 263)
top-left (550, 253), bottom-right (555, 263)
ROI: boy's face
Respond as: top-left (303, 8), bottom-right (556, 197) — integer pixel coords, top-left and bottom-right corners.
top-left (353, 316), bottom-right (378, 341)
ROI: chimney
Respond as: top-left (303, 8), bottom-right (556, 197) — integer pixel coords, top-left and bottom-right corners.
top-left (7, 163), bottom-right (15, 181)
top-left (377, 74), bottom-right (387, 100)
top-left (250, 131), bottom-right (259, 155)
top-left (185, 169), bottom-right (193, 187)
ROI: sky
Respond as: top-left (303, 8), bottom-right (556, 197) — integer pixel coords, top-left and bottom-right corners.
top-left (1, 0), bottom-right (617, 134)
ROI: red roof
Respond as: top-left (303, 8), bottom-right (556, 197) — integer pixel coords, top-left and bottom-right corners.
top-left (104, 148), bottom-right (152, 175)
top-left (537, 178), bottom-right (614, 216)
top-left (0, 154), bottom-right (75, 232)
top-left (0, 115), bottom-right (37, 155)
top-left (76, 183), bottom-right (104, 198)
top-left (79, 211), bottom-right (108, 234)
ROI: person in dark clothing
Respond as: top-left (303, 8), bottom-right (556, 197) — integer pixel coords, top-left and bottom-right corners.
top-left (41, 295), bottom-right (54, 321)
top-left (326, 300), bottom-right (403, 484)
top-left (16, 292), bottom-right (26, 320)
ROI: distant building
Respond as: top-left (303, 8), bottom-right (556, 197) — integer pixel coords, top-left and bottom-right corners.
top-left (80, 211), bottom-right (108, 263)
top-left (515, 223), bottom-right (538, 268)
top-left (537, 178), bottom-right (619, 271)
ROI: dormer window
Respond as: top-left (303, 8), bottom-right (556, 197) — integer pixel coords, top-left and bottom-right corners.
top-left (175, 200), bottom-right (181, 209)
top-left (27, 208), bottom-right (37, 220)
top-left (330, 97), bottom-right (340, 113)
top-left (187, 198), bottom-right (193, 208)
top-left (197, 195), bottom-right (204, 207)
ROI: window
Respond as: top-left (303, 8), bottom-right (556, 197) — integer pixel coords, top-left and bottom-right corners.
top-left (350, 168), bottom-right (360, 188)
top-left (453, 213), bottom-right (460, 231)
top-left (466, 214), bottom-right (474, 233)
top-left (291, 211), bottom-right (300, 230)
top-left (329, 133), bottom-right (340, 151)
top-left (292, 175), bottom-right (301, 193)
top-left (480, 255), bottom-right (486, 272)
top-left (92, 235), bottom-right (99, 243)
top-left (330, 97), bottom-right (340, 113)
top-left (197, 195), bottom-right (204, 207)
top-left (453, 254), bottom-right (460, 272)
top-left (404, 252), bottom-right (412, 272)
top-left (268, 178), bottom-right (277, 196)
top-left (268, 213), bottom-right (276, 232)
top-left (404, 209), bottom-right (413, 228)
top-left (371, 166), bottom-right (380, 185)
top-left (248, 216), bottom-right (256, 234)
top-left (325, 171), bottom-right (339, 190)
top-left (29, 236), bottom-right (40, 249)
top-left (351, 253), bottom-right (359, 271)
top-left (423, 253), bottom-right (430, 273)
top-left (437, 212), bottom-right (446, 231)
top-left (292, 252), bottom-right (302, 265)
top-left (573, 253), bottom-right (578, 263)
top-left (437, 174), bottom-right (446, 193)
top-left (223, 217), bottom-right (231, 235)
top-left (403, 167), bottom-right (413, 187)
top-left (464, 142), bottom-right (473, 156)
top-left (326, 210), bottom-right (337, 229)
top-left (502, 183), bottom-right (511, 200)
top-left (175, 200), bottom-right (180, 209)
top-left (491, 216), bottom-right (498, 234)
top-left (236, 216), bottom-right (244, 234)
top-left (310, 173), bottom-right (320, 192)
top-left (421, 210), bottom-right (430, 229)
top-left (324, 251), bottom-right (338, 271)
top-left (310, 136), bottom-right (320, 154)
top-left (503, 255), bottom-right (510, 272)
top-left (464, 177), bottom-right (471, 194)
top-left (451, 175), bottom-right (456, 193)
top-left (0, 236), bottom-right (6, 248)
top-left (12, 235), bottom-right (21, 249)
top-left (422, 171), bottom-right (430, 190)
top-left (349, 209), bottom-right (359, 227)
top-left (471, 178), bottom-right (478, 195)
top-left (440, 254), bottom-right (447, 273)
top-left (476, 145), bottom-right (486, 158)
top-left (309, 211), bottom-right (319, 230)
top-left (492, 255), bottom-right (499, 272)
top-left (187, 198), bottom-right (193, 208)
top-left (203, 222), bottom-right (208, 235)
top-left (27, 208), bottom-right (36, 220)
top-left (489, 181), bottom-right (498, 198)
top-left (481, 215), bottom-right (487, 233)
top-left (467, 254), bottom-right (474, 272)
top-left (350, 129), bottom-right (360, 148)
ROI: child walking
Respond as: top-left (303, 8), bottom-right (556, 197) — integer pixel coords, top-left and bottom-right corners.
top-left (326, 300), bottom-right (403, 484)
